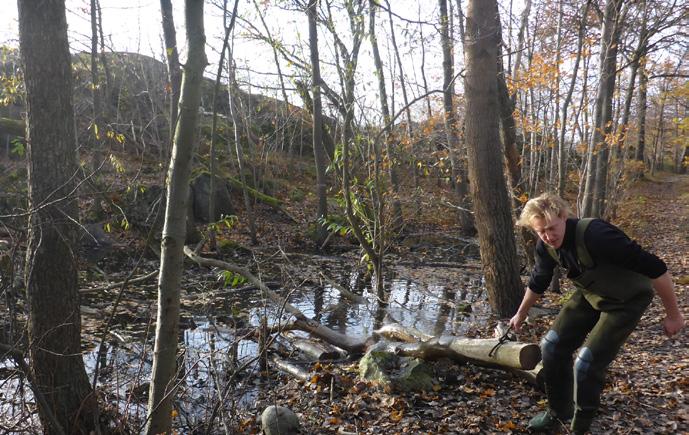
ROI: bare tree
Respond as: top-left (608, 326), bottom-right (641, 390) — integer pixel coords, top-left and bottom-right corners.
top-left (145, 1), bottom-right (207, 433)
top-left (89, 0), bottom-right (103, 171)
top-left (439, 0), bottom-right (472, 234)
top-left (307, 0), bottom-right (329, 246)
top-left (160, 0), bottom-right (183, 163)
top-left (581, 0), bottom-right (624, 217)
top-left (18, 0), bottom-right (100, 432)
top-left (368, 0), bottom-right (402, 228)
top-left (209, 0), bottom-right (240, 250)
top-left (463, 0), bottom-right (523, 317)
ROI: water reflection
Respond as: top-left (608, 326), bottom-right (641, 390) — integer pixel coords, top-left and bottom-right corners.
top-left (5, 260), bottom-right (488, 427)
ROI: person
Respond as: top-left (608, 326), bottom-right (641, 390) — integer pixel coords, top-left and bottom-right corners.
top-left (509, 193), bottom-right (685, 434)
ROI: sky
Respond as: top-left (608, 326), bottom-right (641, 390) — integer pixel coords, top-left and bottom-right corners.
top-left (0, 0), bottom-right (529, 121)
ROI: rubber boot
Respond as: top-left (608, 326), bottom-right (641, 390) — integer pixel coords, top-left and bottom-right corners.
top-left (527, 411), bottom-right (558, 432)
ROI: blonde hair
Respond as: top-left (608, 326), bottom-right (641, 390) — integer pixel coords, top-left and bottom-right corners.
top-left (516, 192), bottom-right (572, 227)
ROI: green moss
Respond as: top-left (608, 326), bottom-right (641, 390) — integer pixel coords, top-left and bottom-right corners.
top-left (289, 188), bottom-right (306, 203)
top-left (359, 348), bottom-right (434, 392)
top-left (217, 238), bottom-right (245, 255)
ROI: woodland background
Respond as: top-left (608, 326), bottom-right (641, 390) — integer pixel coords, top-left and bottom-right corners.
top-left (0, 0), bottom-right (687, 433)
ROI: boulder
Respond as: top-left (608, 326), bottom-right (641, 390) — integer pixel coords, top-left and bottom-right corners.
top-left (359, 343), bottom-right (434, 392)
top-left (190, 172), bottom-right (234, 223)
top-left (261, 405), bottom-right (300, 435)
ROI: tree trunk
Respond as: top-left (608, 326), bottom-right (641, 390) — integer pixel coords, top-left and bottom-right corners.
top-left (418, 8), bottom-right (432, 121)
top-left (90, 0), bottom-right (103, 172)
top-left (18, 1), bottom-right (100, 432)
top-left (439, 0), bottom-right (473, 234)
top-left (592, 0), bottom-right (623, 217)
top-left (308, 0), bottom-right (328, 246)
top-left (227, 55), bottom-right (259, 244)
top-left (559, 1), bottom-right (589, 195)
top-left (160, 0), bottom-right (183, 164)
top-left (96, 0), bottom-right (112, 119)
top-left (635, 58), bottom-right (648, 163)
top-left (384, 0), bottom-right (415, 186)
top-left (145, 2), bottom-right (206, 433)
top-left (464, 0), bottom-right (523, 317)
top-left (394, 337), bottom-right (540, 371)
top-left (369, 0), bottom-right (402, 228)
top-left (492, 3), bottom-right (537, 269)
top-left (650, 83), bottom-right (668, 176)
top-left (0, 117), bottom-right (24, 137)
top-left (209, 0), bottom-right (239, 249)
top-left (581, 0), bottom-right (622, 217)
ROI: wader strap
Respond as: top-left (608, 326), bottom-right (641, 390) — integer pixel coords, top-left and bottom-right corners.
top-left (545, 244), bottom-right (560, 265)
top-left (544, 218), bottom-right (595, 269)
top-left (575, 218), bottom-right (595, 269)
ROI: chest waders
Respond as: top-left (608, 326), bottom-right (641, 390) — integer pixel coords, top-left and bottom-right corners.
top-left (539, 219), bottom-right (654, 433)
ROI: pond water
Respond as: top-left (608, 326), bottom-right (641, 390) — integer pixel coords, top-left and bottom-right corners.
top-left (1, 249), bottom-right (495, 431)
top-left (0, 249), bottom-right (490, 427)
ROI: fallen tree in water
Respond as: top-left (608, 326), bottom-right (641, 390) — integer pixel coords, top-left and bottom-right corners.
top-left (183, 248), bottom-right (542, 383)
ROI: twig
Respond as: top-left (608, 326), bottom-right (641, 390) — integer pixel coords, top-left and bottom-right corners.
top-left (80, 270), bottom-right (158, 294)
top-left (0, 342), bottom-right (66, 435)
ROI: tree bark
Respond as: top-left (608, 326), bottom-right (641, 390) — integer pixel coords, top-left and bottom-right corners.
top-left (209, 0), bottom-right (240, 249)
top-left (558, 1), bottom-right (589, 196)
top-left (635, 57), bottom-right (648, 163)
top-left (308, 0), bottom-right (328, 246)
top-left (89, 0), bottom-right (103, 172)
top-left (369, 0), bottom-right (402, 228)
top-left (18, 0), bottom-right (100, 432)
top-left (463, 0), bottom-right (523, 317)
top-left (581, 0), bottom-right (623, 217)
top-left (160, 0), bottom-right (183, 164)
top-left (392, 336), bottom-right (541, 371)
top-left (145, 2), bottom-right (206, 433)
top-left (439, 0), bottom-right (473, 234)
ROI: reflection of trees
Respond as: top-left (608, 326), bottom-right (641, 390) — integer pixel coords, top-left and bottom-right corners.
top-left (433, 287), bottom-right (455, 336)
top-left (373, 299), bottom-right (387, 331)
top-left (313, 286), bottom-right (324, 322)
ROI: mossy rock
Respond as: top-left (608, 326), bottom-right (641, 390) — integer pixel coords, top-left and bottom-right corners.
top-left (305, 222), bottom-right (322, 243)
top-left (289, 188), bottom-right (306, 203)
top-left (359, 344), bottom-right (434, 392)
top-left (217, 238), bottom-right (250, 256)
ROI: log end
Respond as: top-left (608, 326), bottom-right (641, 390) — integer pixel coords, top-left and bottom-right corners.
top-left (518, 344), bottom-right (542, 370)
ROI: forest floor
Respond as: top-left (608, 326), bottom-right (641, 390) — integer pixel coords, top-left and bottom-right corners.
top-left (4, 152), bottom-right (687, 434)
top-left (233, 172), bottom-right (689, 435)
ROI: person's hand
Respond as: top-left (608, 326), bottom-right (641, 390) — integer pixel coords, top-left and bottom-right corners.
top-left (509, 311), bottom-right (527, 332)
top-left (663, 313), bottom-right (686, 337)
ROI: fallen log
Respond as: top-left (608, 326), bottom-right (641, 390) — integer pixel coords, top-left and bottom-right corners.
top-left (0, 117), bottom-right (24, 137)
top-left (292, 318), bottom-right (368, 355)
top-left (289, 336), bottom-right (343, 361)
top-left (270, 356), bottom-right (311, 382)
top-left (392, 335), bottom-right (540, 371)
top-left (319, 272), bottom-right (365, 304)
top-left (508, 362), bottom-right (544, 390)
top-left (184, 247), bottom-right (368, 355)
top-left (226, 176), bottom-right (297, 223)
top-left (374, 323), bottom-right (432, 343)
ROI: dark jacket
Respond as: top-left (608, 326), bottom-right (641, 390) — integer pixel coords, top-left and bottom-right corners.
top-left (528, 218), bottom-right (667, 295)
